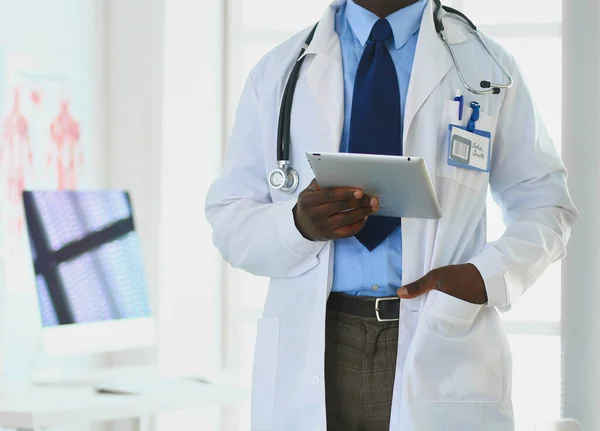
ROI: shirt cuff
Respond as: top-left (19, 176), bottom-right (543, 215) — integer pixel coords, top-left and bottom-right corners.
top-left (468, 250), bottom-right (508, 309)
top-left (276, 199), bottom-right (325, 257)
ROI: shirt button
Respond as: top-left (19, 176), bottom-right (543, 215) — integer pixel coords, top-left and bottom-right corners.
top-left (312, 376), bottom-right (320, 385)
top-left (372, 285), bottom-right (379, 291)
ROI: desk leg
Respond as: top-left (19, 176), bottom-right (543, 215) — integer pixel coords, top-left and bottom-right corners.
top-left (138, 415), bottom-right (151, 431)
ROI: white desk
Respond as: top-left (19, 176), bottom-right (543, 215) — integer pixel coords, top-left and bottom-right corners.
top-left (0, 374), bottom-right (248, 430)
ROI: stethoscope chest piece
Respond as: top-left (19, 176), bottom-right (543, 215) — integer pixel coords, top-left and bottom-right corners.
top-left (269, 23), bottom-right (318, 195)
top-left (269, 162), bottom-right (299, 194)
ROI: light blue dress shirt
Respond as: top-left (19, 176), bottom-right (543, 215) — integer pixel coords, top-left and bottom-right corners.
top-left (332, 0), bottom-right (427, 297)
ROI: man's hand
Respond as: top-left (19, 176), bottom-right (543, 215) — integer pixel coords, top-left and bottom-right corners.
top-left (397, 264), bottom-right (488, 305)
top-left (294, 179), bottom-right (379, 242)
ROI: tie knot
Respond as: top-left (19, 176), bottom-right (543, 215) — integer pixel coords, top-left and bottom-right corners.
top-left (369, 19), bottom-right (393, 42)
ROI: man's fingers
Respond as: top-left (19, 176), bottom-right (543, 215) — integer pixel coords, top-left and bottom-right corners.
top-left (296, 181), bottom-right (382, 241)
top-left (307, 178), bottom-right (321, 192)
top-left (397, 273), bottom-right (439, 299)
top-left (302, 188), bottom-right (370, 206)
top-left (328, 206), bottom-right (377, 231)
top-left (307, 188), bottom-right (359, 205)
top-left (396, 282), bottom-right (423, 299)
top-left (319, 195), bottom-right (376, 215)
top-left (331, 218), bottom-right (367, 238)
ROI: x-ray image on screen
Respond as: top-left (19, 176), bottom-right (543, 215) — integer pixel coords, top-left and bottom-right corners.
top-left (22, 190), bottom-right (152, 327)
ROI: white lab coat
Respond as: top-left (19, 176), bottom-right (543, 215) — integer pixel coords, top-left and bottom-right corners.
top-left (205, 1), bottom-right (578, 430)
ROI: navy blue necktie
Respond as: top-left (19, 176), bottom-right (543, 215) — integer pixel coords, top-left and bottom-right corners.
top-left (348, 18), bottom-right (402, 251)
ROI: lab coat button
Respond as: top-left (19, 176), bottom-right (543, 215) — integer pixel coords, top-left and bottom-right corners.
top-left (312, 376), bottom-right (320, 385)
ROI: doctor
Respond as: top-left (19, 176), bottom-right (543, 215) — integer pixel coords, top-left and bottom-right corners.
top-left (206, 0), bottom-right (578, 430)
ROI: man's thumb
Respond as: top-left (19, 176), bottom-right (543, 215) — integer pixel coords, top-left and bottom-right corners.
top-left (397, 275), bottom-right (435, 299)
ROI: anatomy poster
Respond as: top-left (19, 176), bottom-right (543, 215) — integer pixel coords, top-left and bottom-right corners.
top-left (0, 52), bottom-right (89, 255)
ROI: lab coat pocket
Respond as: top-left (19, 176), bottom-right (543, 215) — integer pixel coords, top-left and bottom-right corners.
top-left (407, 289), bottom-right (502, 403)
top-left (251, 317), bottom-right (280, 430)
top-left (436, 100), bottom-right (493, 192)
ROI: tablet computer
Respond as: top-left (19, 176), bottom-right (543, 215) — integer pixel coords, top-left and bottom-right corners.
top-left (305, 152), bottom-right (442, 219)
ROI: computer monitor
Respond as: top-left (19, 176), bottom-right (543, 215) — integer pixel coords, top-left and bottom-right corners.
top-left (22, 190), bottom-right (155, 357)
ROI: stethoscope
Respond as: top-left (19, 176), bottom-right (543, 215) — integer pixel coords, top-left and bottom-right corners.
top-left (268, 0), bottom-right (514, 194)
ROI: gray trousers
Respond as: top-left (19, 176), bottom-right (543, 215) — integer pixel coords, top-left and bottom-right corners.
top-left (325, 306), bottom-right (399, 431)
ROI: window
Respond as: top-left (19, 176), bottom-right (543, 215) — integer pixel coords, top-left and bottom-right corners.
top-left (450, 1), bottom-right (563, 429)
top-left (224, 1), bottom-right (563, 430)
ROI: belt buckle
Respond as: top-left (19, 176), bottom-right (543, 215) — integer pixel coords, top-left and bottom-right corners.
top-left (375, 297), bottom-right (400, 322)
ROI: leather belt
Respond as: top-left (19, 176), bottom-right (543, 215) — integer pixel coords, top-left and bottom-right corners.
top-left (327, 292), bottom-right (400, 322)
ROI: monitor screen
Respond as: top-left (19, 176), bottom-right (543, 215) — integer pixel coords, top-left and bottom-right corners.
top-left (22, 190), bottom-right (152, 327)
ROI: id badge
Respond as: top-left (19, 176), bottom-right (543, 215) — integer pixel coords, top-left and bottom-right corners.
top-left (448, 125), bottom-right (491, 172)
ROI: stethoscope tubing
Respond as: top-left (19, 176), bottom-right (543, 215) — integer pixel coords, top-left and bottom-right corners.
top-left (270, 1), bottom-right (514, 193)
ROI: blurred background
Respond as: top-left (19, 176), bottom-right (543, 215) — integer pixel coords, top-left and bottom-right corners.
top-left (0, 0), bottom-right (595, 430)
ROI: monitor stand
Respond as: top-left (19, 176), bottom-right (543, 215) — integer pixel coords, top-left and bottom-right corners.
top-left (28, 344), bottom-right (106, 387)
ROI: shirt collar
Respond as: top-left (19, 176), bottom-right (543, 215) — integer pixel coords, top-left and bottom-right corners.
top-left (345, 0), bottom-right (428, 50)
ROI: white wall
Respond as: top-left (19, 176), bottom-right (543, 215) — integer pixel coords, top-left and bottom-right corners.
top-left (158, 0), bottom-right (225, 428)
top-left (104, 2), bottom-right (164, 428)
top-left (104, 0), bottom-right (164, 366)
top-left (0, 1), bottom-right (106, 430)
top-left (0, 0), bottom-right (226, 429)
top-left (0, 0), bottom-right (106, 377)
top-left (106, 0), bottom-right (226, 429)
top-left (0, 0), bottom-right (106, 185)
top-left (562, 1), bottom-right (600, 429)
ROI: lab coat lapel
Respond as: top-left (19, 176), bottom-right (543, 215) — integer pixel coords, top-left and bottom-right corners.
top-left (300, 0), bottom-right (468, 154)
top-left (403, 0), bottom-right (467, 146)
top-left (303, 1), bottom-right (344, 152)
